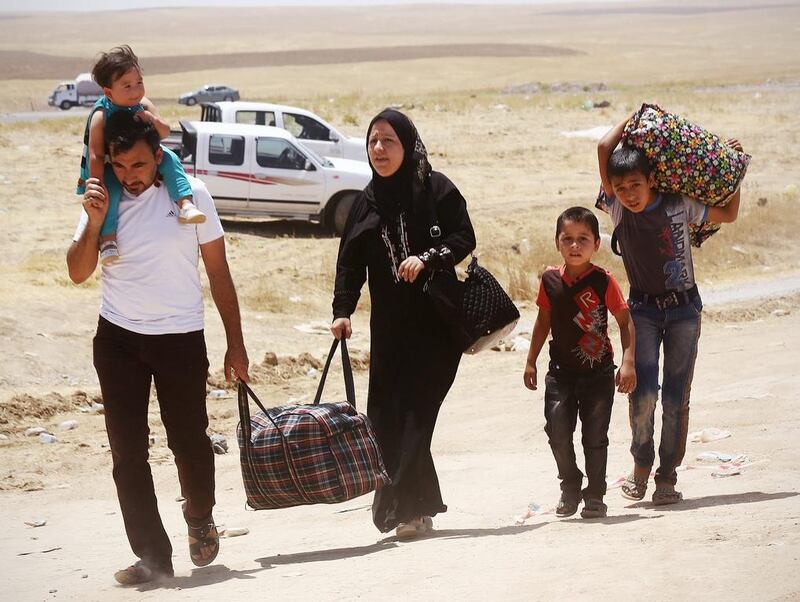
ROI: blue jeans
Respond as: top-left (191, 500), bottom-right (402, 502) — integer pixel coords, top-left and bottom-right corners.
top-left (628, 296), bottom-right (702, 486)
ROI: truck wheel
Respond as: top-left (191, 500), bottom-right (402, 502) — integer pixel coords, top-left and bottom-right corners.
top-left (59, 100), bottom-right (71, 110)
top-left (186, 97), bottom-right (197, 106)
top-left (330, 193), bottom-right (357, 236)
top-left (223, 96), bottom-right (233, 102)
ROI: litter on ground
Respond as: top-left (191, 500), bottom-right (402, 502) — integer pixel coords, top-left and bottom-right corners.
top-left (515, 501), bottom-right (555, 525)
top-left (293, 322), bottom-right (332, 335)
top-left (689, 427), bottom-right (731, 443)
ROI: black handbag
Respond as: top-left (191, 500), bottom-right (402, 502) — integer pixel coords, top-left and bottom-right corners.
top-left (425, 255), bottom-right (520, 354)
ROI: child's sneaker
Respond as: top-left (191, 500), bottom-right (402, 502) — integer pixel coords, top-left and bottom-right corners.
top-left (100, 241), bottom-right (119, 265)
top-left (555, 493), bottom-right (580, 517)
top-left (178, 201), bottom-right (206, 224)
top-left (580, 498), bottom-right (608, 519)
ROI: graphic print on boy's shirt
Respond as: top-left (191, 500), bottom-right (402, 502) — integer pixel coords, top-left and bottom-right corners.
top-left (537, 266), bottom-right (627, 374)
top-left (571, 286), bottom-right (606, 367)
top-left (662, 209), bottom-right (693, 290)
top-left (601, 193), bottom-right (707, 295)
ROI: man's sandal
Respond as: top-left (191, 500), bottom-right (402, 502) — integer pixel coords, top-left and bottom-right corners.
top-left (620, 472), bottom-right (648, 501)
top-left (187, 516), bottom-right (220, 567)
top-left (652, 488), bottom-right (683, 506)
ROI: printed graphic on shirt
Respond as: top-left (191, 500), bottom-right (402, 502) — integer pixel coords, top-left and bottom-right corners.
top-left (663, 209), bottom-right (692, 290)
top-left (571, 286), bottom-right (608, 367)
top-left (608, 194), bottom-right (700, 295)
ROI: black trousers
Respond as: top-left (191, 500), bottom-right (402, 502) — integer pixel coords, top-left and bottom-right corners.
top-left (93, 317), bottom-right (213, 571)
top-left (543, 363), bottom-right (615, 501)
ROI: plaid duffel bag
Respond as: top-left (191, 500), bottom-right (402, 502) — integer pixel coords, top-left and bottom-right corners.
top-left (237, 338), bottom-right (390, 510)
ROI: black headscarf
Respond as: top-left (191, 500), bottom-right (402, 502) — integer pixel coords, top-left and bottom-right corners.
top-left (364, 109), bottom-right (432, 221)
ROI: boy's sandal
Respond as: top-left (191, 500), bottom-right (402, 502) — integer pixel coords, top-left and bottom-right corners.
top-left (620, 473), bottom-right (648, 501)
top-left (555, 495), bottom-right (580, 517)
top-left (652, 488), bottom-right (683, 506)
top-left (188, 517), bottom-right (220, 567)
top-left (580, 498), bottom-right (608, 519)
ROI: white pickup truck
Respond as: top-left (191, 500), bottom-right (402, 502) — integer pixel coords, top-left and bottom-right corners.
top-left (178, 120), bottom-right (370, 234)
top-left (199, 101), bottom-right (368, 163)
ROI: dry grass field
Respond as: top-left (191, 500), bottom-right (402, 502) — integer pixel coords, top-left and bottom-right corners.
top-left (1, 2), bottom-right (799, 600)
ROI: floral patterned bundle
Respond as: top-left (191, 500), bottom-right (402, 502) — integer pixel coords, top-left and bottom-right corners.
top-left (597, 104), bottom-right (751, 247)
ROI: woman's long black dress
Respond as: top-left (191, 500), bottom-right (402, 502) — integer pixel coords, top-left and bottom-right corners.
top-left (332, 171), bottom-right (475, 532)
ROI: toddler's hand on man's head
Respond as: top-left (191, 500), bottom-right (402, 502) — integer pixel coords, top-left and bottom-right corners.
top-left (134, 110), bottom-right (155, 125)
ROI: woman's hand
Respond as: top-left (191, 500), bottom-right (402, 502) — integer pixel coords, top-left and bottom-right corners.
top-left (398, 256), bottom-right (425, 283)
top-left (330, 317), bottom-right (352, 340)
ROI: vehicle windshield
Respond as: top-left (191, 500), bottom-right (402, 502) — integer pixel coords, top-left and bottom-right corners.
top-left (297, 143), bottom-right (334, 167)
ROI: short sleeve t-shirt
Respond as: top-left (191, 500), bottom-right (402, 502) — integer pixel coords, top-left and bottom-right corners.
top-left (598, 192), bottom-right (707, 295)
top-left (536, 264), bottom-right (627, 374)
top-left (73, 176), bottom-right (224, 335)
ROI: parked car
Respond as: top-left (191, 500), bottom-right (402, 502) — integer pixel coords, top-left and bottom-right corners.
top-left (199, 101), bottom-right (367, 162)
top-left (177, 120), bottom-right (370, 234)
top-left (178, 84), bottom-right (239, 106)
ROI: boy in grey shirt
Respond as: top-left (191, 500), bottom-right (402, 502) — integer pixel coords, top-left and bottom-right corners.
top-left (597, 113), bottom-right (742, 505)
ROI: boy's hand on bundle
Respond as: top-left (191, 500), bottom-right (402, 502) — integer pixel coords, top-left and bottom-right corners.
top-left (615, 363), bottom-right (636, 394)
top-left (725, 138), bottom-right (744, 153)
top-left (523, 361), bottom-right (538, 390)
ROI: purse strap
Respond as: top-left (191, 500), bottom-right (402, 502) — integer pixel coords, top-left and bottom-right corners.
top-left (424, 195), bottom-right (477, 269)
top-left (312, 337), bottom-right (356, 407)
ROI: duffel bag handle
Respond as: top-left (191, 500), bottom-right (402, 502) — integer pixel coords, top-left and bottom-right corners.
top-left (313, 337), bottom-right (356, 407)
top-left (238, 380), bottom-right (285, 440)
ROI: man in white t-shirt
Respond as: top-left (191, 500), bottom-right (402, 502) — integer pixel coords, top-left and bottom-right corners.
top-left (67, 111), bottom-right (250, 586)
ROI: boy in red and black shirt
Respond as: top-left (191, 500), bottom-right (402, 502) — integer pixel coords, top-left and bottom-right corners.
top-left (524, 207), bottom-right (636, 518)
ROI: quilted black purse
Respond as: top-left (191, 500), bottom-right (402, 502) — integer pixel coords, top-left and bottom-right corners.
top-left (424, 255), bottom-right (520, 354)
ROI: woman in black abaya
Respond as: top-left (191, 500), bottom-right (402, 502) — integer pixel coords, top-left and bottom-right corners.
top-left (330, 109), bottom-right (476, 539)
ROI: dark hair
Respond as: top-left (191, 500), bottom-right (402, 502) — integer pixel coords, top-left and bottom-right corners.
top-left (104, 111), bottom-right (160, 157)
top-left (556, 206), bottom-right (600, 241)
top-left (92, 45), bottom-right (141, 88)
top-left (607, 146), bottom-right (652, 179)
